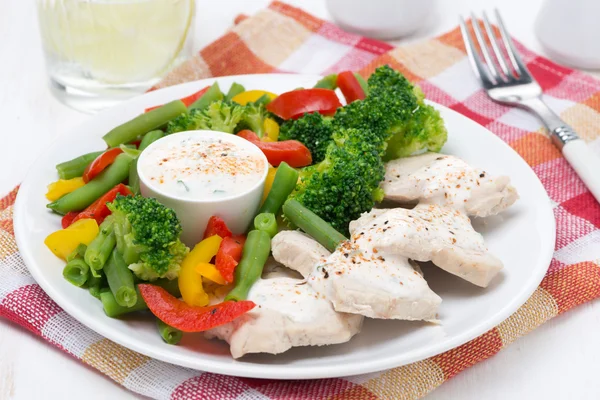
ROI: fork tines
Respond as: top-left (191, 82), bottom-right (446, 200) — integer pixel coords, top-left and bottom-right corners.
top-left (460, 10), bottom-right (532, 86)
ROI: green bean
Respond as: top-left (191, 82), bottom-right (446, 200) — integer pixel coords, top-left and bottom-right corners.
top-left (225, 82), bottom-right (245, 102)
top-left (258, 162), bottom-right (299, 215)
top-left (63, 258), bottom-right (90, 287)
top-left (252, 94), bottom-right (272, 106)
top-left (87, 270), bottom-right (106, 299)
top-left (103, 100), bottom-right (187, 147)
top-left (47, 153), bottom-right (133, 214)
top-left (282, 199), bottom-right (347, 252)
top-left (104, 249), bottom-right (137, 307)
top-left (188, 82), bottom-right (223, 111)
top-left (254, 213), bottom-right (278, 238)
top-left (139, 130), bottom-right (164, 151)
top-left (100, 279), bottom-right (181, 318)
top-left (129, 157), bottom-right (140, 195)
top-left (100, 287), bottom-right (147, 317)
top-left (56, 151), bottom-right (104, 180)
top-left (225, 230), bottom-right (271, 302)
top-left (84, 220), bottom-right (116, 272)
top-left (66, 243), bottom-right (87, 263)
top-left (156, 318), bottom-right (182, 345)
top-left (354, 73), bottom-right (369, 96)
top-left (314, 74), bottom-right (338, 90)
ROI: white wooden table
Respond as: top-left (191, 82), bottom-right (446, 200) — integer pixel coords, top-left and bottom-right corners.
top-left (1, 0), bottom-right (599, 399)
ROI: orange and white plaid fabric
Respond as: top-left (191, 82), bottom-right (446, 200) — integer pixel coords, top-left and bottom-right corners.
top-left (2, 2), bottom-right (600, 399)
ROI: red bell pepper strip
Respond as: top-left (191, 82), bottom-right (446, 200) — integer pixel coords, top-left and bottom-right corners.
top-left (138, 284), bottom-right (256, 332)
top-left (215, 235), bottom-right (246, 283)
top-left (337, 71), bottom-right (367, 103)
top-left (82, 148), bottom-right (124, 183)
top-left (65, 184), bottom-right (133, 228)
top-left (145, 86), bottom-right (210, 113)
top-left (266, 88), bottom-right (342, 120)
top-left (203, 216), bottom-right (233, 239)
top-left (61, 211), bottom-right (79, 229)
top-left (237, 130), bottom-right (312, 167)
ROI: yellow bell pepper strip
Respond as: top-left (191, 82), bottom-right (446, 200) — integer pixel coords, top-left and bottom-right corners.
top-left (231, 90), bottom-right (277, 106)
top-left (262, 166), bottom-right (278, 203)
top-left (196, 262), bottom-right (227, 285)
top-left (179, 235), bottom-right (222, 307)
top-left (44, 218), bottom-right (99, 260)
top-left (45, 177), bottom-right (85, 201)
top-left (263, 117), bottom-right (280, 142)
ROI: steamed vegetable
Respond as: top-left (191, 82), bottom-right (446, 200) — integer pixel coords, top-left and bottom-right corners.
top-left (253, 213), bottom-right (278, 238)
top-left (203, 216), bottom-right (232, 239)
top-left (107, 194), bottom-right (189, 281)
top-left (237, 130), bottom-right (312, 167)
top-left (46, 177), bottom-right (85, 201)
top-left (364, 65), bottom-right (447, 160)
top-left (104, 249), bottom-right (137, 307)
top-left (157, 318), bottom-right (183, 345)
top-left (225, 229), bottom-right (271, 302)
top-left (84, 217), bottom-right (116, 273)
top-left (62, 184), bottom-right (133, 228)
top-left (225, 82), bottom-right (246, 102)
top-left (63, 245), bottom-right (90, 287)
top-left (196, 262), bottom-right (227, 285)
top-left (215, 235), bottom-right (245, 284)
top-left (83, 148), bottom-right (124, 183)
top-left (287, 127), bottom-right (386, 235)
top-left (103, 100), bottom-right (187, 147)
top-left (166, 100), bottom-right (268, 137)
top-left (279, 112), bottom-right (334, 163)
top-left (139, 284), bottom-right (256, 333)
top-left (282, 199), bottom-right (347, 252)
top-left (63, 258), bottom-right (90, 287)
top-left (313, 74), bottom-right (338, 90)
top-left (47, 153), bottom-right (133, 214)
top-left (263, 117), bottom-right (280, 141)
top-left (100, 279), bottom-right (181, 318)
top-left (179, 234), bottom-right (221, 307)
top-left (231, 90), bottom-right (277, 106)
top-left (138, 130), bottom-right (164, 151)
top-left (44, 218), bottom-right (99, 260)
top-left (258, 162), bottom-right (298, 215)
top-left (337, 71), bottom-right (366, 103)
top-left (266, 88), bottom-right (342, 120)
top-left (188, 82), bottom-right (223, 111)
top-left (56, 151), bottom-right (104, 180)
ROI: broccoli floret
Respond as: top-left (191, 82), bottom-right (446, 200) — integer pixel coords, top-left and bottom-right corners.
top-left (289, 128), bottom-right (385, 235)
top-left (235, 103), bottom-right (267, 137)
top-left (166, 101), bottom-right (245, 134)
top-left (279, 113), bottom-right (335, 163)
top-left (107, 195), bottom-right (189, 281)
top-left (366, 65), bottom-right (447, 160)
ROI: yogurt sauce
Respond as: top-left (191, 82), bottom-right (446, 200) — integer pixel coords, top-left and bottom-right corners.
top-left (139, 133), bottom-right (267, 200)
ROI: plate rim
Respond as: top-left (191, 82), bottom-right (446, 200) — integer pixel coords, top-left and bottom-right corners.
top-left (13, 73), bottom-right (556, 380)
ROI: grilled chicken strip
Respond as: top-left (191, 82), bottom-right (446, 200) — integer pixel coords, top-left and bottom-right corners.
top-left (204, 258), bottom-right (362, 358)
top-left (383, 153), bottom-right (518, 217)
top-left (356, 205), bottom-right (503, 287)
top-left (271, 230), bottom-right (330, 278)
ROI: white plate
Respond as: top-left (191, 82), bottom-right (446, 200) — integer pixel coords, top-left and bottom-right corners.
top-left (14, 74), bottom-right (555, 380)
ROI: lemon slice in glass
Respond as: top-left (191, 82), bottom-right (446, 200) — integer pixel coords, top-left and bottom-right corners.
top-left (38, 0), bottom-right (194, 84)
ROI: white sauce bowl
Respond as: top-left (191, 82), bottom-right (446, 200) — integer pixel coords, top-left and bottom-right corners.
top-left (137, 130), bottom-right (269, 246)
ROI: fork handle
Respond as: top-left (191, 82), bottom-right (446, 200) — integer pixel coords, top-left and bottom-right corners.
top-left (521, 97), bottom-right (600, 204)
top-left (563, 139), bottom-right (600, 204)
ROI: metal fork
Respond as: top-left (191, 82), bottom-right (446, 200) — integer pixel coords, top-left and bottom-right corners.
top-left (460, 10), bottom-right (600, 203)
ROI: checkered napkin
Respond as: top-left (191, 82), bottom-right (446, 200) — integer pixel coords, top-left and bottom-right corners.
top-left (2, 2), bottom-right (600, 399)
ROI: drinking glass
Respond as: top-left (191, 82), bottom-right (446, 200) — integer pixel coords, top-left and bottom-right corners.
top-left (36, 0), bottom-right (195, 113)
